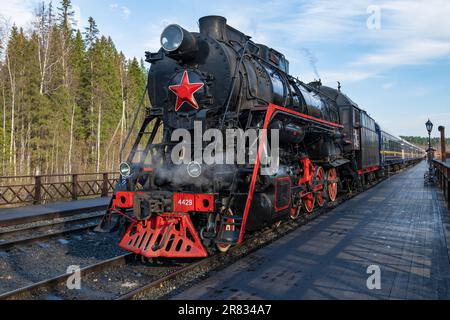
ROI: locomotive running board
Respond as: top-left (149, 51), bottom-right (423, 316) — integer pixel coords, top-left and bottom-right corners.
top-left (119, 214), bottom-right (208, 258)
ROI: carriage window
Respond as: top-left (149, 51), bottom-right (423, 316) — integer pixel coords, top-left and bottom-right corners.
top-left (353, 108), bottom-right (361, 128)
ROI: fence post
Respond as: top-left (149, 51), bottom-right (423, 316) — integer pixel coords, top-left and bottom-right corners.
top-left (34, 176), bottom-right (42, 205)
top-left (447, 178), bottom-right (450, 210)
top-left (72, 174), bottom-right (78, 201)
top-left (102, 173), bottom-right (109, 197)
top-left (438, 126), bottom-right (446, 162)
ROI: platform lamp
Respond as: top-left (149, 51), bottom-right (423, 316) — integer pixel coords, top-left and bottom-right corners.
top-left (426, 119), bottom-right (433, 160)
top-left (425, 119), bottom-right (434, 183)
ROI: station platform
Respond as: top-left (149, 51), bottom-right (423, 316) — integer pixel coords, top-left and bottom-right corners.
top-left (172, 161), bottom-right (450, 300)
top-left (0, 198), bottom-right (109, 227)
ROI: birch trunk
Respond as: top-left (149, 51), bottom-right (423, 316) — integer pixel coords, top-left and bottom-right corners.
top-left (6, 52), bottom-right (15, 173)
top-left (96, 102), bottom-right (102, 173)
top-left (2, 84), bottom-right (6, 175)
top-left (68, 104), bottom-right (75, 173)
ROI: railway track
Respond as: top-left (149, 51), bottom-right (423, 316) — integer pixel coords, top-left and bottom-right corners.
top-left (0, 254), bottom-right (133, 300)
top-left (0, 198), bottom-right (336, 300)
top-left (0, 213), bottom-right (104, 250)
top-left (0, 189), bottom-right (352, 300)
top-left (0, 165), bottom-right (415, 300)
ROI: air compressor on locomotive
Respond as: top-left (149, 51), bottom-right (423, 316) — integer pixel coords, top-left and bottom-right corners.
top-left (96, 16), bottom-right (424, 258)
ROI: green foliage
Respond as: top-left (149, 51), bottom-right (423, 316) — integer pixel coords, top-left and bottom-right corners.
top-left (400, 136), bottom-right (450, 148)
top-left (0, 0), bottom-right (148, 175)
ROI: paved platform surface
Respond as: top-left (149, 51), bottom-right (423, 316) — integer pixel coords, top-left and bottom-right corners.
top-left (0, 198), bottom-right (109, 227)
top-left (172, 162), bottom-right (450, 300)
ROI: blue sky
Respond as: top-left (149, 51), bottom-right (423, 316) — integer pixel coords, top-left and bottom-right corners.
top-left (1, 0), bottom-right (450, 137)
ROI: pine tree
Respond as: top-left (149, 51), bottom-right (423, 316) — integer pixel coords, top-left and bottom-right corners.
top-left (84, 17), bottom-right (99, 49)
top-left (57, 0), bottom-right (75, 34)
top-left (0, 0), bottom-right (148, 176)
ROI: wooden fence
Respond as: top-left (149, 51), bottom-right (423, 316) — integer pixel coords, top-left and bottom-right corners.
top-left (0, 172), bottom-right (120, 207)
top-left (433, 160), bottom-right (450, 209)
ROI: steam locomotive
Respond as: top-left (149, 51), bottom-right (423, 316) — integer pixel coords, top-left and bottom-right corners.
top-left (96, 16), bottom-right (424, 258)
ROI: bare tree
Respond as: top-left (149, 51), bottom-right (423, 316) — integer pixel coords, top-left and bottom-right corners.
top-left (0, 18), bottom-right (16, 174)
top-left (96, 102), bottom-right (102, 172)
top-left (34, 2), bottom-right (54, 95)
top-left (68, 103), bottom-right (75, 173)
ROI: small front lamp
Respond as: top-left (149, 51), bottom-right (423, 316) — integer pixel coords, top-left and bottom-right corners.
top-left (119, 162), bottom-right (132, 178)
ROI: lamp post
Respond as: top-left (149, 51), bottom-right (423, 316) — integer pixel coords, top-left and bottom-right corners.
top-left (425, 119), bottom-right (434, 184)
top-left (426, 119), bottom-right (433, 162)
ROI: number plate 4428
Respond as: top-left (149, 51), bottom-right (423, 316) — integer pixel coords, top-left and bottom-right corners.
top-left (173, 193), bottom-right (196, 212)
top-left (173, 193), bottom-right (214, 213)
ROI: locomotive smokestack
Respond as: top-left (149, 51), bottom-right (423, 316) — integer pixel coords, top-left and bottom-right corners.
top-left (199, 16), bottom-right (227, 41)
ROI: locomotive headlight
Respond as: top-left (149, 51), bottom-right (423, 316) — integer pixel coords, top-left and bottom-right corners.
top-left (187, 161), bottom-right (202, 178)
top-left (160, 24), bottom-right (198, 56)
top-left (119, 162), bottom-right (132, 178)
top-left (161, 25), bottom-right (184, 52)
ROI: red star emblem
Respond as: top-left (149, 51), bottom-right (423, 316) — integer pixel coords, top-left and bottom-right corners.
top-left (169, 71), bottom-right (204, 111)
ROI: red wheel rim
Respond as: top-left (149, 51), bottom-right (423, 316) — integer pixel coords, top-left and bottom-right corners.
top-left (290, 205), bottom-right (301, 220)
top-left (328, 168), bottom-right (338, 202)
top-left (303, 193), bottom-right (315, 213)
top-left (217, 209), bottom-right (235, 252)
top-left (315, 167), bottom-right (326, 207)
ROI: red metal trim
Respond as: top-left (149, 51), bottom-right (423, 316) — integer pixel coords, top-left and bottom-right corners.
top-left (269, 103), bottom-right (344, 129)
top-left (358, 166), bottom-right (380, 175)
top-left (238, 105), bottom-right (276, 244)
top-left (119, 213), bottom-right (208, 258)
top-left (299, 158), bottom-right (314, 185)
top-left (195, 194), bottom-right (215, 212)
top-left (109, 207), bottom-right (137, 223)
top-left (113, 192), bottom-right (134, 209)
top-left (274, 177), bottom-right (292, 212)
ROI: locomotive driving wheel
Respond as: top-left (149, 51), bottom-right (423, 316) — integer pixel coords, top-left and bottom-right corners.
top-left (216, 207), bottom-right (235, 253)
top-left (314, 166), bottom-right (326, 207)
top-left (327, 168), bottom-right (338, 202)
top-left (303, 192), bottom-right (315, 214)
top-left (290, 200), bottom-right (302, 220)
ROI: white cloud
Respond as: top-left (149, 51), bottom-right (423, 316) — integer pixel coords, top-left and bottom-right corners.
top-left (382, 81), bottom-right (397, 90)
top-left (122, 6), bottom-right (131, 19)
top-left (73, 5), bottom-right (83, 30)
top-left (110, 3), bottom-right (131, 19)
top-left (211, 0), bottom-right (450, 84)
top-left (0, 0), bottom-right (36, 28)
top-left (353, 1), bottom-right (450, 69)
top-left (0, 0), bottom-right (84, 31)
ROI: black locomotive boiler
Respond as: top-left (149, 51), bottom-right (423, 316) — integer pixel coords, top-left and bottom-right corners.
top-left (97, 16), bottom-right (424, 258)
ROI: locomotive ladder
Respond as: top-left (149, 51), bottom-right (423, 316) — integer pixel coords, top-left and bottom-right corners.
top-left (96, 111), bottom-right (162, 233)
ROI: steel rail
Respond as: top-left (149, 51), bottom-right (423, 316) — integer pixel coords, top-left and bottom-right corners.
top-left (0, 254), bottom-right (133, 300)
top-left (0, 213), bottom-right (105, 250)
